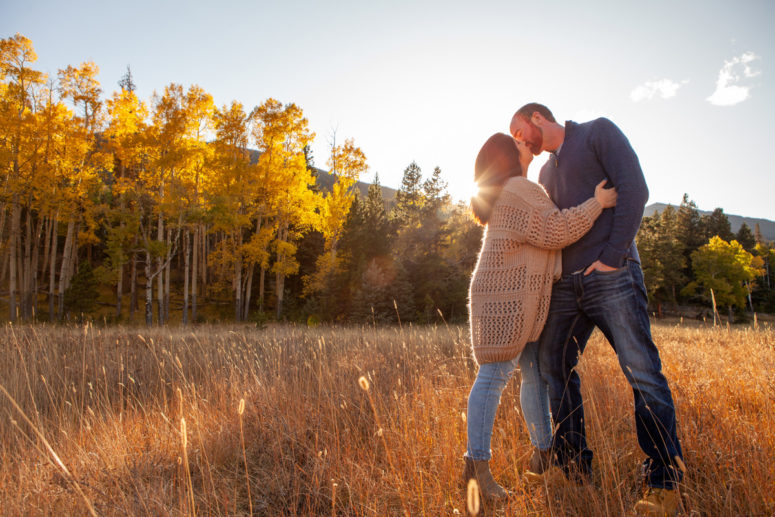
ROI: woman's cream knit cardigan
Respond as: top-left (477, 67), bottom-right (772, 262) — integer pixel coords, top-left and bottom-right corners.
top-left (469, 176), bottom-right (602, 364)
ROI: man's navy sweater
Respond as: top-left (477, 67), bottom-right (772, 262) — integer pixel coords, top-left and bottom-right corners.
top-left (538, 118), bottom-right (648, 275)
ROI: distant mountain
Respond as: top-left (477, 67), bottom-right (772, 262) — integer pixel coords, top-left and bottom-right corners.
top-left (246, 149), bottom-right (397, 203)
top-left (312, 167), bottom-right (397, 202)
top-left (644, 203), bottom-right (775, 242)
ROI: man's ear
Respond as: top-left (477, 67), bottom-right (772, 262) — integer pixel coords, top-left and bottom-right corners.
top-left (531, 111), bottom-right (545, 127)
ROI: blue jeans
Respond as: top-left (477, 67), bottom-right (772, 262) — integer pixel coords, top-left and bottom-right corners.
top-left (466, 341), bottom-right (553, 461)
top-left (538, 260), bottom-right (684, 488)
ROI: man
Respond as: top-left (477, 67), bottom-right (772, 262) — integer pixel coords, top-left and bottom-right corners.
top-left (510, 103), bottom-right (684, 516)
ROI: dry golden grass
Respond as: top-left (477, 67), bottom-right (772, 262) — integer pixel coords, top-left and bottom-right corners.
top-left (0, 321), bottom-right (773, 516)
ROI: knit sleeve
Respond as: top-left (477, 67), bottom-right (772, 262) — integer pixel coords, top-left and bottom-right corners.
top-left (493, 179), bottom-right (603, 250)
top-left (589, 117), bottom-right (649, 267)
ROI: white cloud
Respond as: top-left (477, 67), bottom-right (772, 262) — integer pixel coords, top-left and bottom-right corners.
top-left (630, 79), bottom-right (689, 102)
top-left (706, 51), bottom-right (761, 107)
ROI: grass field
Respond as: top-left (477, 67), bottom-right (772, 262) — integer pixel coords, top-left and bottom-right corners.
top-left (0, 321), bottom-right (773, 516)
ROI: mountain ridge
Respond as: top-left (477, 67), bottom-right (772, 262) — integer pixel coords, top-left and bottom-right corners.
top-left (254, 152), bottom-right (773, 241)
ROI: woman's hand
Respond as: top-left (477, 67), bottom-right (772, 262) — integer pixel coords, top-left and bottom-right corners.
top-left (594, 179), bottom-right (617, 208)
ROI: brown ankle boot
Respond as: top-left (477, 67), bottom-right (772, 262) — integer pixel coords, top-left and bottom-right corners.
top-left (523, 447), bottom-right (554, 484)
top-left (463, 457), bottom-right (509, 501)
top-left (528, 447), bottom-right (553, 474)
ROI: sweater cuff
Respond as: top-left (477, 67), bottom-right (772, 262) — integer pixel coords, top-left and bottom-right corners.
top-left (582, 198), bottom-right (603, 221)
top-left (599, 244), bottom-right (627, 268)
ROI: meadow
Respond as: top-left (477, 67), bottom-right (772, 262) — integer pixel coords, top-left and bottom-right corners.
top-left (0, 321), bottom-right (773, 516)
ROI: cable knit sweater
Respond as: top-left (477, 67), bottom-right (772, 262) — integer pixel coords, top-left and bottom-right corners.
top-left (469, 177), bottom-right (603, 364)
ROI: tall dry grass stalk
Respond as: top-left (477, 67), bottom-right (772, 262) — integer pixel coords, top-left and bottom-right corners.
top-left (0, 320), bottom-right (772, 515)
top-left (238, 397), bottom-right (252, 515)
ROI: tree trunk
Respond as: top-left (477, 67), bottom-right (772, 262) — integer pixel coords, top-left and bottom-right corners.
top-left (48, 211), bottom-right (58, 321)
top-left (9, 196), bottom-right (20, 322)
top-left (22, 206), bottom-right (33, 319)
top-left (145, 249), bottom-right (153, 326)
top-left (58, 218), bottom-right (77, 318)
top-left (191, 225), bottom-right (198, 323)
top-left (30, 212), bottom-right (43, 320)
top-left (0, 202), bottom-right (7, 285)
top-left (234, 259), bottom-right (242, 322)
top-left (234, 230), bottom-right (243, 321)
top-left (130, 240), bottom-right (138, 317)
top-left (157, 213), bottom-right (164, 325)
top-left (164, 226), bottom-right (172, 323)
top-left (243, 263), bottom-right (254, 321)
top-left (202, 226), bottom-right (208, 300)
top-left (275, 270), bottom-right (284, 319)
top-left (258, 266), bottom-right (266, 313)
top-left (42, 214), bottom-right (52, 289)
top-left (274, 224), bottom-right (289, 319)
top-left (16, 238), bottom-right (23, 318)
top-left (0, 244), bottom-right (8, 287)
top-left (0, 201), bottom-right (6, 261)
top-left (116, 262), bottom-right (123, 321)
top-left (183, 229), bottom-right (190, 324)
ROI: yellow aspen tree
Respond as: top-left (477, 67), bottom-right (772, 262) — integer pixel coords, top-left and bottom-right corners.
top-left (36, 83), bottom-right (71, 321)
top-left (105, 86), bottom-right (149, 320)
top-left (323, 138), bottom-right (367, 255)
top-left (56, 61), bottom-right (108, 319)
top-left (141, 83), bottom-right (196, 325)
top-left (179, 86), bottom-right (213, 324)
top-left (251, 99), bottom-right (315, 318)
top-left (210, 101), bottom-right (253, 321)
top-left (305, 138), bottom-right (367, 296)
top-left (0, 34), bottom-right (46, 321)
top-left (683, 237), bottom-right (766, 321)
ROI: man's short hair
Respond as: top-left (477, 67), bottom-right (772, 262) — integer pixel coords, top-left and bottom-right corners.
top-left (515, 103), bottom-right (556, 123)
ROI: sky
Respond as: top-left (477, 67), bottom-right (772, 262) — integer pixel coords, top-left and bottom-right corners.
top-left (3, 0), bottom-right (774, 219)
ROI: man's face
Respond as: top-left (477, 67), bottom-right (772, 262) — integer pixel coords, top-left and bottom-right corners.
top-left (510, 115), bottom-right (543, 155)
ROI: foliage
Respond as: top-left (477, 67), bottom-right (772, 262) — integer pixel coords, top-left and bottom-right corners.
top-left (636, 206), bottom-right (686, 303)
top-left (63, 260), bottom-right (98, 316)
top-left (682, 237), bottom-right (764, 311)
top-left (735, 222), bottom-right (756, 251)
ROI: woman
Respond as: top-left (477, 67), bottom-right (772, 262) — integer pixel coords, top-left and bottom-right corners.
top-left (463, 133), bottom-right (617, 500)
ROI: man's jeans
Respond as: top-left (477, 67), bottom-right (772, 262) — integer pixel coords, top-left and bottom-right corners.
top-left (466, 341), bottom-right (552, 460)
top-left (538, 260), bottom-right (684, 488)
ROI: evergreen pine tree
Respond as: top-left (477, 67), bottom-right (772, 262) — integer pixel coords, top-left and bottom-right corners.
top-left (754, 223), bottom-right (765, 245)
top-left (702, 208), bottom-right (734, 242)
top-left (64, 261), bottom-right (99, 318)
top-left (674, 194), bottom-right (705, 296)
top-left (392, 161), bottom-right (424, 226)
top-left (736, 223), bottom-right (756, 251)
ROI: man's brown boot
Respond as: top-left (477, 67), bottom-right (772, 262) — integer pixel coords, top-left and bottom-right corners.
top-left (523, 447), bottom-right (553, 484)
top-left (634, 486), bottom-right (680, 516)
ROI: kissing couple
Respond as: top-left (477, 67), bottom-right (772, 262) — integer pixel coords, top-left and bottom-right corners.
top-left (463, 103), bottom-right (685, 516)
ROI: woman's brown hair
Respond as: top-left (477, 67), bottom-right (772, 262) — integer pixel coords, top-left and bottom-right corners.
top-left (471, 133), bottom-right (523, 225)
